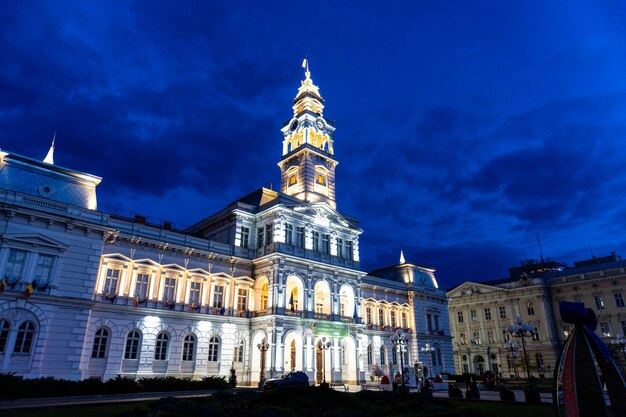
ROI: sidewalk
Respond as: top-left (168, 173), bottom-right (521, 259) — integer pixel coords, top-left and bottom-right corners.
top-left (0, 389), bottom-right (217, 410)
top-left (432, 388), bottom-right (553, 404)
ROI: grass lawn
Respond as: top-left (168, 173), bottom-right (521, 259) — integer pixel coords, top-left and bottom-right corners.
top-left (0, 388), bottom-right (556, 417)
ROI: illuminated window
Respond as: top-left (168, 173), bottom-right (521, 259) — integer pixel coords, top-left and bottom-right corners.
top-left (459, 333), bottom-right (466, 345)
top-left (14, 321), bottom-right (35, 354)
top-left (163, 277), bottom-right (176, 303)
top-left (182, 334), bottom-right (196, 361)
top-left (316, 174), bottom-right (326, 186)
top-left (472, 331), bottom-right (481, 344)
top-left (600, 322), bottom-right (611, 337)
top-left (390, 311), bottom-right (396, 328)
top-left (401, 312), bottom-right (407, 328)
top-left (104, 268), bottom-right (120, 296)
top-left (378, 309), bottom-right (385, 325)
top-left (260, 283), bottom-right (268, 310)
top-left (188, 281), bottom-right (201, 306)
top-left (91, 328), bottom-right (109, 359)
top-left (595, 295), bottom-right (605, 310)
top-left (487, 330), bottom-right (495, 343)
top-left (124, 330), bottom-right (141, 360)
top-left (289, 175), bottom-right (297, 186)
top-left (213, 285), bottom-right (224, 308)
top-left (135, 273), bottom-right (149, 299)
top-left (237, 288), bottom-right (248, 311)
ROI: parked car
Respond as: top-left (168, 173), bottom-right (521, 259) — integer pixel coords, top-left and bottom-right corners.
top-left (264, 371), bottom-right (309, 388)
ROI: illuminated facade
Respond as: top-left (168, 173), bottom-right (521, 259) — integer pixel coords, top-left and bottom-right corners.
top-left (0, 64), bottom-right (453, 383)
top-left (447, 255), bottom-right (626, 378)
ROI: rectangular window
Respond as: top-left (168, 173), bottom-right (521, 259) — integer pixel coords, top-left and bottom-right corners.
top-left (266, 224), bottom-right (273, 245)
top-left (346, 241), bottom-right (354, 260)
top-left (315, 299), bottom-right (324, 313)
top-left (459, 333), bottom-right (466, 345)
top-left (296, 227), bottom-right (305, 247)
top-left (390, 311), bottom-right (396, 328)
top-left (502, 329), bottom-right (510, 342)
top-left (104, 268), bottom-right (120, 296)
top-left (600, 322), bottom-right (611, 337)
top-left (401, 312), bottom-right (407, 328)
top-left (615, 293), bottom-right (625, 308)
top-left (595, 295), bottom-right (605, 310)
top-left (532, 328), bottom-right (540, 341)
top-left (527, 303), bottom-right (535, 316)
top-left (188, 282), bottom-right (201, 306)
top-left (213, 285), bottom-right (224, 308)
top-left (379, 309), bottom-right (385, 325)
top-left (237, 288), bottom-right (248, 311)
top-left (621, 320), bottom-right (626, 336)
top-left (257, 227), bottom-right (265, 247)
top-left (499, 306), bottom-right (506, 319)
top-left (135, 273), bottom-right (149, 299)
top-left (487, 330), bottom-right (495, 343)
top-left (234, 341), bottom-right (244, 362)
top-left (470, 310), bottom-right (477, 321)
top-left (322, 234), bottom-right (330, 254)
top-left (336, 238), bottom-right (343, 257)
top-left (427, 314), bottom-right (433, 332)
top-left (285, 224), bottom-right (293, 245)
top-left (312, 231), bottom-right (320, 251)
top-left (366, 307), bottom-right (372, 324)
top-left (457, 311), bottom-right (464, 323)
top-left (472, 331), bottom-right (481, 344)
top-left (5, 249), bottom-right (27, 280)
top-left (33, 254), bottom-right (54, 285)
top-left (163, 277), bottom-right (176, 303)
top-left (240, 226), bottom-right (250, 248)
top-left (484, 308), bottom-right (491, 321)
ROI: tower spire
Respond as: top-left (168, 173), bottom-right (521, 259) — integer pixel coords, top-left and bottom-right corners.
top-left (43, 130), bottom-right (56, 164)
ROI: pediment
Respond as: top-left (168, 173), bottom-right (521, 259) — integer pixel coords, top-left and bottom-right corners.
top-left (133, 258), bottom-right (161, 268)
top-left (161, 263), bottom-right (187, 272)
top-left (291, 203), bottom-right (359, 230)
top-left (187, 268), bottom-right (211, 276)
top-left (447, 281), bottom-right (507, 298)
top-left (102, 253), bottom-right (132, 263)
top-left (234, 276), bottom-right (254, 284)
top-left (2, 233), bottom-right (68, 252)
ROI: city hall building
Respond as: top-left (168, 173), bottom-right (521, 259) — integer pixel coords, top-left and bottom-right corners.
top-left (0, 65), bottom-right (453, 384)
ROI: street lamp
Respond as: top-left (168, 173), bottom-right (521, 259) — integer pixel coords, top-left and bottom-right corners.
top-left (421, 343), bottom-right (435, 378)
top-left (507, 316), bottom-right (535, 384)
top-left (503, 340), bottom-right (520, 379)
top-left (317, 337), bottom-right (331, 386)
top-left (256, 338), bottom-right (271, 388)
top-left (390, 329), bottom-right (408, 386)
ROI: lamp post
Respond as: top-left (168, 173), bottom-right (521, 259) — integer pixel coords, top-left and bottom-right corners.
top-left (507, 317), bottom-right (535, 384)
top-left (503, 340), bottom-right (520, 379)
top-left (390, 329), bottom-right (408, 386)
top-left (421, 343), bottom-right (435, 378)
top-left (317, 336), bottom-right (331, 386)
top-left (256, 338), bottom-right (271, 388)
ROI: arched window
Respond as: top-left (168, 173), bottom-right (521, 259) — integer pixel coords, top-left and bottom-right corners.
top-left (233, 338), bottom-right (244, 362)
top-left (208, 336), bottom-right (220, 362)
top-left (14, 321), bottom-right (36, 354)
top-left (379, 345), bottom-right (386, 364)
top-left (0, 320), bottom-right (10, 353)
top-left (154, 332), bottom-right (169, 361)
top-left (124, 330), bottom-right (141, 360)
top-left (392, 345), bottom-right (398, 365)
top-left (182, 334), bottom-right (196, 361)
top-left (91, 328), bottom-right (109, 358)
top-left (260, 283), bottom-right (269, 310)
top-left (367, 344), bottom-right (373, 365)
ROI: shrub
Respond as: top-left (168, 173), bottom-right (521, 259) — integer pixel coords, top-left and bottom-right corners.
top-left (104, 375), bottom-right (141, 394)
top-left (200, 375), bottom-right (229, 390)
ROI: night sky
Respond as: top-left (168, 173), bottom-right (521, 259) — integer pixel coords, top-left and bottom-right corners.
top-left (2, 1), bottom-right (626, 288)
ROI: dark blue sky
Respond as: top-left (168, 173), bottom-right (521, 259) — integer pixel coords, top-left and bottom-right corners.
top-left (2, 1), bottom-right (626, 288)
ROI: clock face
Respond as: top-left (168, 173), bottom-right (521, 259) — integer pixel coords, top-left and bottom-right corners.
top-left (316, 118), bottom-right (325, 130)
top-left (290, 119), bottom-right (298, 131)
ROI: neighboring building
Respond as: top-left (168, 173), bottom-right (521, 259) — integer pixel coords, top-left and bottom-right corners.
top-left (0, 64), bottom-right (454, 383)
top-left (447, 255), bottom-right (626, 378)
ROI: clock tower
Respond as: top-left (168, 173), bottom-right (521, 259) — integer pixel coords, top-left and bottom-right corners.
top-left (279, 60), bottom-right (338, 209)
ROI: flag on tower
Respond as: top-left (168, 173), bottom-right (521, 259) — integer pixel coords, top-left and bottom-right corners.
top-left (302, 58), bottom-right (307, 69)
top-left (25, 279), bottom-right (38, 298)
top-left (0, 277), bottom-right (6, 293)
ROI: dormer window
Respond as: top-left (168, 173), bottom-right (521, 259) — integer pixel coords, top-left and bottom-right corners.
top-left (316, 174), bottom-right (326, 186)
top-left (289, 175), bottom-right (297, 186)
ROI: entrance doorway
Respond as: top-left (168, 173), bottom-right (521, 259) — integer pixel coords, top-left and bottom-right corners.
top-left (316, 349), bottom-right (323, 383)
